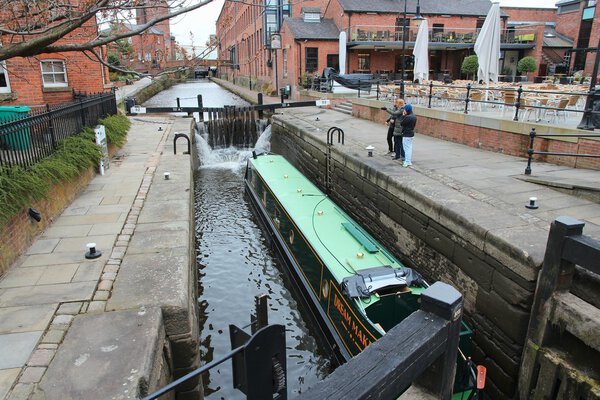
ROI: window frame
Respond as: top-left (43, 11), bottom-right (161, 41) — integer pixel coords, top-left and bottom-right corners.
top-left (0, 61), bottom-right (11, 93)
top-left (40, 59), bottom-right (68, 88)
top-left (305, 47), bottom-right (318, 73)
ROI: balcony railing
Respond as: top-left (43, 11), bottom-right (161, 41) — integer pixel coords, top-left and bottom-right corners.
top-left (348, 26), bottom-right (537, 45)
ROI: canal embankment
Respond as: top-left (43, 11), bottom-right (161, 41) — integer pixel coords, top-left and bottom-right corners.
top-left (269, 104), bottom-right (600, 399)
top-left (0, 115), bottom-right (200, 400)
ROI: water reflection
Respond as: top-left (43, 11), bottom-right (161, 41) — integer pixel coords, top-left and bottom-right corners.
top-left (187, 81), bottom-right (329, 398)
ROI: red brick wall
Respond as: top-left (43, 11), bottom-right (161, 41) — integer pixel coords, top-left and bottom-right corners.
top-left (555, 5), bottom-right (582, 40)
top-left (354, 103), bottom-right (600, 170)
top-left (1, 20), bottom-right (107, 106)
top-left (0, 168), bottom-right (95, 275)
top-left (501, 7), bottom-right (557, 23)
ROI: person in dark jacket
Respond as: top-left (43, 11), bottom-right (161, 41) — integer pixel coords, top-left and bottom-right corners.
top-left (381, 99), bottom-right (405, 160)
top-left (400, 104), bottom-right (416, 167)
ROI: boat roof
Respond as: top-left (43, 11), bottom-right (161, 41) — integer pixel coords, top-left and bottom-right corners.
top-left (250, 154), bottom-right (409, 284)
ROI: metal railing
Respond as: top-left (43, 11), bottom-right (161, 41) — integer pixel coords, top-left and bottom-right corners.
top-left (370, 80), bottom-right (596, 125)
top-left (0, 92), bottom-right (117, 170)
top-left (525, 128), bottom-right (600, 174)
top-left (347, 25), bottom-right (537, 45)
top-left (144, 295), bottom-right (287, 400)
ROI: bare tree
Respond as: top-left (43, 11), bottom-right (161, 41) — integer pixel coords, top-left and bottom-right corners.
top-left (0, 0), bottom-right (214, 61)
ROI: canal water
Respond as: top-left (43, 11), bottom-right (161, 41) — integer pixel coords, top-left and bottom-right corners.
top-left (146, 80), bottom-right (330, 398)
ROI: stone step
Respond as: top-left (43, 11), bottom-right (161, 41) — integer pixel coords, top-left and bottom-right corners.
top-left (334, 102), bottom-right (353, 115)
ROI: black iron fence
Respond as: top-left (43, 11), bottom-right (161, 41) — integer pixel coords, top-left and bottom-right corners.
top-left (0, 91), bottom-right (117, 170)
top-left (307, 76), bottom-right (597, 125)
top-left (525, 128), bottom-right (600, 175)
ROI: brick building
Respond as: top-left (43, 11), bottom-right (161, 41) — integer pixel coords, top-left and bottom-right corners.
top-left (216, 0), bottom-right (560, 97)
top-left (554, 0), bottom-right (600, 76)
top-left (107, 0), bottom-right (175, 75)
top-left (0, 18), bottom-right (110, 106)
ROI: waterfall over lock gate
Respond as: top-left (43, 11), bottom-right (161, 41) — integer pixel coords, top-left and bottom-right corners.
top-left (195, 121), bottom-right (271, 168)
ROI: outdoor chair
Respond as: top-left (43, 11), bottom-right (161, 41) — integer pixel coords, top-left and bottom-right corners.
top-left (501, 91), bottom-right (516, 116)
top-left (547, 98), bottom-right (570, 123)
top-left (468, 90), bottom-right (483, 112)
top-left (518, 98), bottom-right (537, 122)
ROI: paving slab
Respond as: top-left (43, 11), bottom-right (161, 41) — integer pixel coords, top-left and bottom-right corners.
top-left (0, 305), bottom-right (57, 334)
top-left (24, 239), bottom-right (59, 255)
top-left (36, 264), bottom-right (80, 285)
top-left (53, 235), bottom-right (116, 253)
top-left (0, 332), bottom-right (43, 369)
top-left (127, 222), bottom-right (189, 254)
top-left (0, 268), bottom-right (46, 289)
top-left (20, 252), bottom-right (94, 268)
top-left (51, 213), bottom-right (123, 227)
top-left (0, 282), bottom-right (96, 307)
top-left (72, 261), bottom-right (105, 283)
top-left (37, 308), bottom-right (165, 400)
top-left (40, 225), bottom-right (92, 239)
top-left (0, 369), bottom-right (20, 400)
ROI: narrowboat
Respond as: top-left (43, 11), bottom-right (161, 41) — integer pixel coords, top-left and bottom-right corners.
top-left (245, 153), bottom-right (476, 398)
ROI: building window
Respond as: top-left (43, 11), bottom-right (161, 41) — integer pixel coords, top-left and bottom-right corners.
top-left (433, 24), bottom-right (445, 34)
top-left (305, 47), bottom-right (318, 73)
top-left (357, 53), bottom-right (370, 71)
top-left (283, 49), bottom-right (288, 78)
top-left (40, 60), bottom-right (68, 88)
top-left (558, 2), bottom-right (580, 13)
top-left (588, 0), bottom-right (597, 6)
top-left (0, 61), bottom-right (10, 93)
top-left (327, 54), bottom-right (339, 72)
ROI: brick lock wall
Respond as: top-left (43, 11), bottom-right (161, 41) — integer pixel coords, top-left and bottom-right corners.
top-left (272, 120), bottom-right (544, 399)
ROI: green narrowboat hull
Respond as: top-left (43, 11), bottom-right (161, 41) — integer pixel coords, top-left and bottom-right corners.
top-left (245, 154), bottom-right (476, 396)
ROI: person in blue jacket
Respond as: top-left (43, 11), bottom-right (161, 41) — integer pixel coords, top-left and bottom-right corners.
top-left (399, 104), bottom-right (416, 167)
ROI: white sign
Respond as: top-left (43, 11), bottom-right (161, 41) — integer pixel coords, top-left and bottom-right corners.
top-left (316, 99), bottom-right (331, 107)
top-left (130, 105), bottom-right (146, 114)
top-left (94, 125), bottom-right (109, 175)
top-left (270, 34), bottom-right (282, 50)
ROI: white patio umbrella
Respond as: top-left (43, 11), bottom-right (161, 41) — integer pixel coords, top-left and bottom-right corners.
top-left (412, 19), bottom-right (429, 83)
top-left (474, 2), bottom-right (501, 85)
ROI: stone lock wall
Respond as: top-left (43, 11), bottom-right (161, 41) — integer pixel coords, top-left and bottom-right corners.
top-left (271, 118), bottom-right (544, 399)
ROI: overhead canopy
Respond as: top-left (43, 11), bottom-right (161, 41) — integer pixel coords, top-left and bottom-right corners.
top-left (412, 19), bottom-right (429, 83)
top-left (474, 2), bottom-right (501, 84)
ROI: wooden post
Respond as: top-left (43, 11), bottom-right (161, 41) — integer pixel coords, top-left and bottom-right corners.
top-left (518, 216), bottom-right (585, 399)
top-left (417, 282), bottom-right (464, 399)
top-left (296, 282), bottom-right (463, 400)
top-left (197, 95), bottom-right (204, 122)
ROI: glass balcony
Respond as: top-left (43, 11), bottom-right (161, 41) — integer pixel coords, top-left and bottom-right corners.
top-left (348, 26), bottom-right (537, 45)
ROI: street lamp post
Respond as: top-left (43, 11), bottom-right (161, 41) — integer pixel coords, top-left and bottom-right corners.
top-left (400, 0), bottom-right (408, 97)
top-left (577, 35), bottom-right (600, 130)
top-left (400, 0), bottom-right (423, 98)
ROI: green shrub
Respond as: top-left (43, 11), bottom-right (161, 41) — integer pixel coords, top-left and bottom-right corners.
top-left (0, 114), bottom-right (129, 225)
top-left (100, 113), bottom-right (131, 148)
top-left (461, 55), bottom-right (479, 80)
top-left (517, 56), bottom-right (537, 74)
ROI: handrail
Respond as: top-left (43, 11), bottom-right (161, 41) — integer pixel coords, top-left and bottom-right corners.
top-left (525, 128), bottom-right (600, 174)
top-left (144, 294), bottom-right (286, 400)
top-left (143, 345), bottom-right (245, 400)
top-left (374, 80), bottom-right (593, 123)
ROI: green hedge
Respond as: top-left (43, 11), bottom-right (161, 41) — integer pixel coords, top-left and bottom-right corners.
top-left (0, 113), bottom-right (130, 225)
